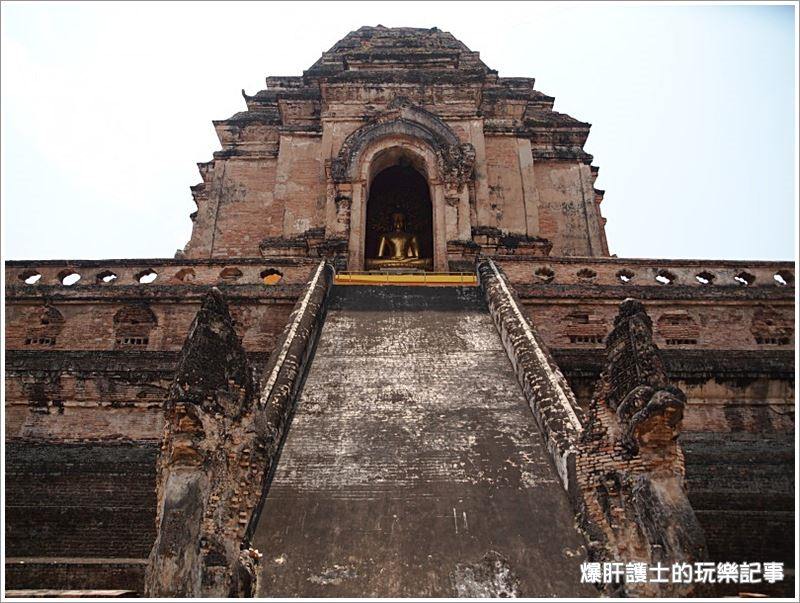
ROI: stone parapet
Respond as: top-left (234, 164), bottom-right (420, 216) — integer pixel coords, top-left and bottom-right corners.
top-left (6, 257), bottom-right (318, 289)
top-left (478, 259), bottom-right (585, 491)
top-left (490, 255), bottom-right (795, 291)
top-left (8, 255), bottom-right (791, 296)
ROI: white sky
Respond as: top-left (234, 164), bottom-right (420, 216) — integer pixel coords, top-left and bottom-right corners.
top-left (1, 1), bottom-right (797, 261)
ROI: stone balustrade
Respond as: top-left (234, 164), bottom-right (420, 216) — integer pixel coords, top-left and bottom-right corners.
top-left (5, 258), bottom-right (319, 289)
top-left (6, 255), bottom-right (794, 290)
top-left (492, 256), bottom-right (795, 289)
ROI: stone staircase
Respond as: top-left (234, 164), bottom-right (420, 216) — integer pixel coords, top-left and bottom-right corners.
top-left (252, 285), bottom-right (594, 597)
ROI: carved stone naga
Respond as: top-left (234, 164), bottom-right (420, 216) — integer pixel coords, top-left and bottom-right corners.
top-left (144, 289), bottom-right (264, 597)
top-left (145, 264), bottom-right (331, 597)
top-left (604, 299), bottom-right (687, 462)
top-left (575, 299), bottom-right (708, 597)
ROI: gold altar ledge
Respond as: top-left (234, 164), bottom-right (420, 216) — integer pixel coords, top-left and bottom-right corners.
top-left (334, 272), bottom-right (478, 286)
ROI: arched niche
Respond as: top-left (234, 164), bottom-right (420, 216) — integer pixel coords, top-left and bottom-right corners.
top-left (365, 163), bottom-right (434, 270)
top-left (114, 304), bottom-right (157, 349)
top-left (24, 306), bottom-right (65, 347)
top-left (348, 138), bottom-right (449, 271)
top-left (327, 100), bottom-right (475, 271)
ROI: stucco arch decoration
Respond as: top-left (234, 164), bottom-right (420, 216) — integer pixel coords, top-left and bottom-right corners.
top-left (331, 98), bottom-right (476, 190)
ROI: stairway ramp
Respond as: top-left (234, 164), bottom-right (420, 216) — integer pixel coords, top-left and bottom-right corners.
top-left (253, 285), bottom-right (592, 597)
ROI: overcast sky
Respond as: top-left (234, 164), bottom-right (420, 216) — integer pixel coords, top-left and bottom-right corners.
top-left (2, 2), bottom-right (796, 261)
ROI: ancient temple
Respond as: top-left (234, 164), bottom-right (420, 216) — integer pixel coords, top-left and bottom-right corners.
top-left (4, 27), bottom-right (795, 598)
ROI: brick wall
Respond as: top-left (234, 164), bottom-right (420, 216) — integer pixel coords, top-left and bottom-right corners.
top-left (5, 297), bottom-right (295, 353)
top-left (5, 559), bottom-right (146, 591)
top-left (207, 158), bottom-right (282, 257)
top-left (532, 161), bottom-right (598, 255)
top-left (5, 443), bottom-right (158, 558)
top-left (524, 299), bottom-right (794, 352)
top-left (483, 136), bottom-right (527, 233)
top-left (682, 432), bottom-right (794, 562)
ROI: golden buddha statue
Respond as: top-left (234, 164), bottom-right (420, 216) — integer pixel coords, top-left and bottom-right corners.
top-left (366, 212), bottom-right (431, 270)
